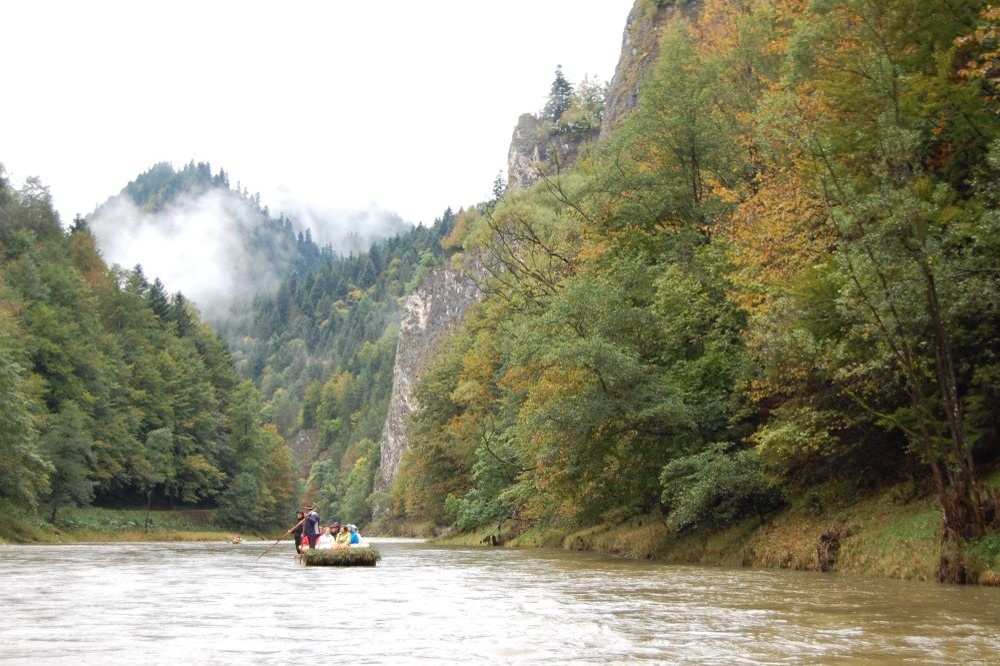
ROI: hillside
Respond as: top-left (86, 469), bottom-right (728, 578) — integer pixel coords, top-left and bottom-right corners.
top-left (3, 0), bottom-right (999, 587)
top-left (381, 0), bottom-right (1000, 585)
top-left (231, 209), bottom-right (459, 524)
top-left (88, 160), bottom-right (463, 527)
top-left (89, 161), bottom-right (330, 324)
top-left (0, 167), bottom-right (297, 536)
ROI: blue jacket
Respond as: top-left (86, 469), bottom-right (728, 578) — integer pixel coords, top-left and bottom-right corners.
top-left (304, 511), bottom-right (320, 536)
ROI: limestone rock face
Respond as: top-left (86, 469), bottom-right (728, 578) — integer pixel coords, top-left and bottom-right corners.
top-left (600, 0), bottom-right (701, 139)
top-left (374, 266), bottom-right (482, 491)
top-left (374, 1), bottom-right (705, 496)
top-left (506, 114), bottom-right (548, 192)
top-left (506, 114), bottom-right (597, 193)
top-left (507, 1), bottom-right (702, 191)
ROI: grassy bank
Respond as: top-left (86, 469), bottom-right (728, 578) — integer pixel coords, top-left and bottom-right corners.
top-left (436, 473), bottom-right (1000, 586)
top-left (366, 517), bottom-right (439, 539)
top-left (0, 506), bottom-right (242, 544)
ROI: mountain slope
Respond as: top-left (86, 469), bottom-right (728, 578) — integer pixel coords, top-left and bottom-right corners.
top-left (89, 161), bottom-right (328, 322)
top-left (0, 166), bottom-right (296, 531)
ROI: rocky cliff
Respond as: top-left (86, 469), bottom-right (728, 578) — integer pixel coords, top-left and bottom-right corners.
top-left (506, 115), bottom-right (597, 192)
top-left (374, 265), bottom-right (482, 491)
top-left (600, 0), bottom-right (701, 139)
top-left (375, 0), bottom-right (699, 493)
top-left (506, 114), bottom-right (548, 192)
top-left (507, 0), bottom-right (699, 191)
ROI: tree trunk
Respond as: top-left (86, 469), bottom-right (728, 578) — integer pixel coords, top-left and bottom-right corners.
top-left (915, 254), bottom-right (988, 582)
top-left (938, 482), bottom-right (977, 584)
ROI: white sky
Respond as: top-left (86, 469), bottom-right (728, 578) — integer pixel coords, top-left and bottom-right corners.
top-left (1, 1), bottom-right (634, 227)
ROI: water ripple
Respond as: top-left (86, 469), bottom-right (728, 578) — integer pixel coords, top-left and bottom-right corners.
top-left (1, 541), bottom-right (999, 664)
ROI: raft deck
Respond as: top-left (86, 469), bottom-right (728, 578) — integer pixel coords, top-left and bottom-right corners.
top-left (301, 546), bottom-right (381, 567)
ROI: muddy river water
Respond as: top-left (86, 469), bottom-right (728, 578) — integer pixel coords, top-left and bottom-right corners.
top-left (1, 539), bottom-right (999, 664)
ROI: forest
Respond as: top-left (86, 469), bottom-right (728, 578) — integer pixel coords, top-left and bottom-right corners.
top-left (234, 207), bottom-right (456, 525)
top-left (0, 167), bottom-right (296, 530)
top-left (386, 0), bottom-right (1000, 582)
top-left (2, 0), bottom-right (999, 584)
top-left (0, 157), bottom-right (457, 535)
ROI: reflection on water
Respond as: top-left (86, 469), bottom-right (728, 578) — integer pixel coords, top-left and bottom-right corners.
top-left (1, 539), bottom-right (999, 664)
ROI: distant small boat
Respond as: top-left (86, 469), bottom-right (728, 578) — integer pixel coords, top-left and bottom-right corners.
top-left (230, 535), bottom-right (242, 544)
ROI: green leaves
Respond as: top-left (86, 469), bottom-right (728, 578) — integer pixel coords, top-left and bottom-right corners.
top-left (0, 172), bottom-right (299, 528)
top-left (660, 443), bottom-right (783, 533)
top-left (41, 401), bottom-right (95, 522)
top-left (0, 333), bottom-right (50, 508)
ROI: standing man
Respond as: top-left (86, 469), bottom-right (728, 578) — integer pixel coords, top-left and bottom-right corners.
top-left (287, 511), bottom-right (306, 552)
top-left (302, 505), bottom-right (321, 549)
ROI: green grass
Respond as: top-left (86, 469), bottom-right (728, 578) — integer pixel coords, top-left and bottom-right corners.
top-left (969, 533), bottom-right (1000, 566)
top-left (433, 526), bottom-right (494, 546)
top-left (302, 547), bottom-right (381, 567)
top-left (433, 478), bottom-right (1000, 584)
top-left (366, 517), bottom-right (438, 538)
top-left (968, 532), bottom-right (1000, 585)
top-left (0, 501), bottom-right (55, 544)
top-left (0, 505), bottom-right (237, 544)
top-left (58, 507), bottom-right (218, 532)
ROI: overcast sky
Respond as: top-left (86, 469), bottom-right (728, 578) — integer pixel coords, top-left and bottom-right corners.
top-left (1, 1), bottom-right (634, 227)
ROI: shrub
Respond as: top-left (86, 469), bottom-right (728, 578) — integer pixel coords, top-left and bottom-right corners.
top-left (659, 443), bottom-right (784, 533)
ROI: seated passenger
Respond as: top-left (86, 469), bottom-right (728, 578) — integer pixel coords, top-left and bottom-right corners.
top-left (335, 524), bottom-right (351, 548)
top-left (348, 525), bottom-right (360, 545)
top-left (316, 526), bottom-right (335, 550)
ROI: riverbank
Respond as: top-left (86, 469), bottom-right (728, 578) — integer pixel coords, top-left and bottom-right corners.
top-left (435, 473), bottom-right (1000, 586)
top-left (0, 506), bottom-right (245, 544)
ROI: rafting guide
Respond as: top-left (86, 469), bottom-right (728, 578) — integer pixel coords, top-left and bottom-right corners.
top-left (281, 506), bottom-right (366, 553)
top-left (268, 506), bottom-right (378, 566)
top-left (302, 506), bottom-right (321, 549)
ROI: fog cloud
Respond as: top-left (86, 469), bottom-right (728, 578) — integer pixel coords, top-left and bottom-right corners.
top-left (270, 193), bottom-right (411, 255)
top-left (89, 188), bottom-right (412, 322)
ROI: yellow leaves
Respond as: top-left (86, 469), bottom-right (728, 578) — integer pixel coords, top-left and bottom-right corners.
top-left (323, 370), bottom-right (353, 404)
top-left (445, 411), bottom-right (480, 446)
top-left (956, 5), bottom-right (1000, 109)
top-left (577, 236), bottom-right (610, 263)
top-left (726, 163), bottom-right (832, 315)
top-left (68, 231), bottom-right (110, 290)
top-left (441, 208), bottom-right (479, 251)
top-left (693, 0), bottom-right (746, 58)
top-left (511, 365), bottom-right (592, 440)
top-left (704, 173), bottom-right (742, 206)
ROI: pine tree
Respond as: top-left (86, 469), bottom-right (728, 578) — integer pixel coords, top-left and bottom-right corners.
top-left (70, 215), bottom-right (88, 234)
top-left (543, 65), bottom-right (574, 122)
top-left (170, 292), bottom-right (194, 337)
top-left (147, 278), bottom-right (171, 320)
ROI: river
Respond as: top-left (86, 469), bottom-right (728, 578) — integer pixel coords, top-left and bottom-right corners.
top-left (1, 539), bottom-right (999, 664)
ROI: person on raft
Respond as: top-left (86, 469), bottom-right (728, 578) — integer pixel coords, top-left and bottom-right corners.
top-left (287, 506), bottom-right (321, 551)
top-left (287, 511), bottom-right (367, 552)
top-left (316, 525), bottom-right (336, 549)
top-left (289, 511), bottom-right (305, 551)
top-left (303, 506), bottom-right (321, 548)
top-left (335, 523), bottom-right (352, 549)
